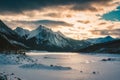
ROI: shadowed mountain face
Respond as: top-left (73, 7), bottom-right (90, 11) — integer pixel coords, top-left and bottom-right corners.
top-left (0, 20), bottom-right (28, 51)
top-left (78, 39), bottom-right (120, 53)
top-left (0, 33), bottom-right (16, 51)
top-left (0, 33), bottom-right (25, 51)
top-left (0, 20), bottom-right (20, 41)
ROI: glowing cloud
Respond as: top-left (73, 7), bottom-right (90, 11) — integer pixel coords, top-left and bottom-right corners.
top-left (0, 0), bottom-right (120, 39)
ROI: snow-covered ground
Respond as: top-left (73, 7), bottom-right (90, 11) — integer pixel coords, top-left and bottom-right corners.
top-left (0, 54), bottom-right (35, 65)
top-left (0, 52), bottom-right (120, 80)
top-left (0, 72), bottom-right (23, 80)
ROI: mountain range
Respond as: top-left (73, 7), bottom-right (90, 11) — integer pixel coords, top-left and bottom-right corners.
top-left (0, 20), bottom-right (119, 53)
top-left (23, 25), bottom-right (90, 51)
top-left (0, 20), bottom-right (90, 52)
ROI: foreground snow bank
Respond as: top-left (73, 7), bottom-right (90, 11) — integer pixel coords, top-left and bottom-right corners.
top-left (20, 63), bottom-right (72, 70)
top-left (0, 72), bottom-right (23, 80)
top-left (0, 54), bottom-right (35, 65)
top-left (0, 53), bottom-right (72, 71)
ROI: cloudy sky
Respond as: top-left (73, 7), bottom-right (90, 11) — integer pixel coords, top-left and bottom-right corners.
top-left (0, 0), bottom-right (120, 40)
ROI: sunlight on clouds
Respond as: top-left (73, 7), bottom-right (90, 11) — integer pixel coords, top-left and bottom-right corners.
top-left (0, 0), bottom-right (120, 39)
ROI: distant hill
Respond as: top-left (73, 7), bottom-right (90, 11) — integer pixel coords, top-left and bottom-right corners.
top-left (86, 36), bottom-right (115, 44)
top-left (78, 39), bottom-right (120, 53)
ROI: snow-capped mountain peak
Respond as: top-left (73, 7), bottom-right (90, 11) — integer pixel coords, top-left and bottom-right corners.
top-left (27, 25), bottom-right (52, 40)
top-left (14, 27), bottom-right (30, 37)
top-left (27, 25), bottom-right (70, 49)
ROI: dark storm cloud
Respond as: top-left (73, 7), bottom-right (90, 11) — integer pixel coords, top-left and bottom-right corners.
top-left (6, 20), bottom-right (73, 27)
top-left (91, 29), bottom-right (120, 37)
top-left (43, 13), bottom-right (62, 18)
top-left (98, 22), bottom-right (107, 25)
top-left (32, 20), bottom-right (73, 27)
top-left (0, 0), bottom-right (112, 14)
top-left (77, 20), bottom-right (90, 24)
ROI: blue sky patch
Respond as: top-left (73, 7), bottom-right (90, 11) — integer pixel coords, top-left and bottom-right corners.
top-left (102, 6), bottom-right (120, 21)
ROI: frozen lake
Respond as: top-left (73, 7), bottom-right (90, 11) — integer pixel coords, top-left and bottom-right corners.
top-left (0, 52), bottom-right (120, 80)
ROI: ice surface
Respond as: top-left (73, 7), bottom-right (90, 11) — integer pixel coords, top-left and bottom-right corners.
top-left (0, 52), bottom-right (120, 80)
